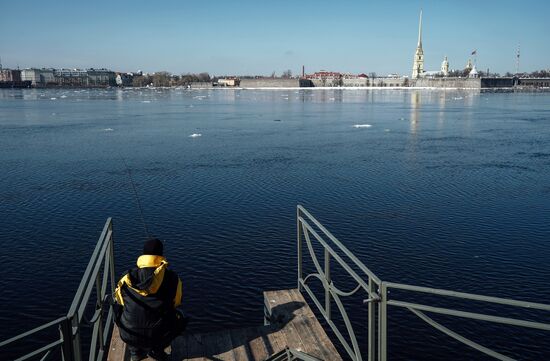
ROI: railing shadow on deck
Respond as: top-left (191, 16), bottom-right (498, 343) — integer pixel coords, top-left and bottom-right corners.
top-left (171, 301), bottom-right (306, 361)
top-left (296, 205), bottom-right (550, 361)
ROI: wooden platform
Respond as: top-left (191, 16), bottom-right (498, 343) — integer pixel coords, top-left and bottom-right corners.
top-left (107, 289), bottom-right (342, 361)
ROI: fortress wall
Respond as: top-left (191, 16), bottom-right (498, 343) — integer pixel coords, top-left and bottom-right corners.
top-left (240, 78), bottom-right (300, 88)
top-left (412, 78), bottom-right (481, 88)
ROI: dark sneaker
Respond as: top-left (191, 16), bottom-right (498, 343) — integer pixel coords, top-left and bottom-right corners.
top-left (130, 352), bottom-right (147, 361)
top-left (148, 348), bottom-right (169, 361)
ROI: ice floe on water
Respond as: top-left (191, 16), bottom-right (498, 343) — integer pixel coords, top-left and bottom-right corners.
top-left (189, 133), bottom-right (202, 138)
top-left (50, 97), bottom-right (57, 100)
top-left (141, 100), bottom-right (151, 103)
top-left (353, 124), bottom-right (372, 128)
top-left (103, 128), bottom-right (114, 132)
top-left (60, 95), bottom-right (67, 98)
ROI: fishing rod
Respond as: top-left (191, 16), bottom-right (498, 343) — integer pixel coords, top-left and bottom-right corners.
top-left (118, 153), bottom-right (199, 343)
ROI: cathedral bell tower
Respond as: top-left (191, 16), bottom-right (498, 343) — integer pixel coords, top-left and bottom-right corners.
top-left (441, 56), bottom-right (449, 76)
top-left (412, 10), bottom-right (424, 79)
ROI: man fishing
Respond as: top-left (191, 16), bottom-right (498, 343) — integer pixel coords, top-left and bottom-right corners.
top-left (114, 238), bottom-right (187, 361)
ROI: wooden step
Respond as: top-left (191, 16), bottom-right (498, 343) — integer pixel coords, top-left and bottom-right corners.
top-left (107, 289), bottom-right (342, 361)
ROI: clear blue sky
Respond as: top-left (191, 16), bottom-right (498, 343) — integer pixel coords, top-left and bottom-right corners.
top-left (1, 0), bottom-right (548, 76)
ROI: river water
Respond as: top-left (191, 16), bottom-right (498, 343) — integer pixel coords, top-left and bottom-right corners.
top-left (0, 88), bottom-right (549, 360)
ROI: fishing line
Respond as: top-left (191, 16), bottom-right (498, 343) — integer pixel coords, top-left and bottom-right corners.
top-left (119, 154), bottom-right (151, 240)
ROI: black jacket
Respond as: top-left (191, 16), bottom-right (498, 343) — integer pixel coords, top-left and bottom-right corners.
top-left (114, 255), bottom-right (183, 348)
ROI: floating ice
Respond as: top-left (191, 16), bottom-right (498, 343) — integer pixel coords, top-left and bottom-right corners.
top-left (189, 133), bottom-right (202, 138)
top-left (353, 124), bottom-right (372, 128)
top-left (103, 128), bottom-right (114, 132)
top-left (60, 95), bottom-right (67, 98)
top-left (142, 100), bottom-right (151, 103)
top-left (50, 97), bottom-right (57, 100)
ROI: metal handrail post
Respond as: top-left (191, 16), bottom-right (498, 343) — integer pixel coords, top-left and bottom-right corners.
top-left (70, 313), bottom-right (82, 361)
top-left (378, 283), bottom-right (387, 361)
top-left (367, 277), bottom-right (376, 361)
top-left (59, 317), bottom-right (74, 361)
top-left (109, 221), bottom-right (115, 299)
top-left (93, 273), bottom-right (104, 360)
top-left (325, 248), bottom-right (331, 320)
top-left (297, 206), bottom-right (303, 291)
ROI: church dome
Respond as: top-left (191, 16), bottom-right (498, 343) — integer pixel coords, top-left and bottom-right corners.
top-left (469, 65), bottom-right (479, 78)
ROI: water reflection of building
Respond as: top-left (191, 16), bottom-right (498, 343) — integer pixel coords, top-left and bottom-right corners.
top-left (410, 91), bottom-right (421, 134)
top-left (437, 91), bottom-right (447, 128)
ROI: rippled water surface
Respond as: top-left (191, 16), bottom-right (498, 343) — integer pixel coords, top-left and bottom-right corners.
top-left (1, 88), bottom-right (549, 360)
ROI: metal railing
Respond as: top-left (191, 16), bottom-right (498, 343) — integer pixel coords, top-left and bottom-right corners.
top-left (296, 205), bottom-right (550, 361)
top-left (0, 218), bottom-right (116, 361)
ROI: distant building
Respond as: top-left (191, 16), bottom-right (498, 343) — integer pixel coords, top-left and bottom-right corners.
top-left (342, 73), bottom-right (368, 87)
top-left (412, 10), bottom-right (424, 79)
top-left (217, 78), bottom-right (240, 87)
top-left (303, 71), bottom-right (407, 87)
top-left (518, 78), bottom-right (550, 88)
top-left (441, 56), bottom-right (449, 76)
top-left (86, 68), bottom-right (116, 86)
top-left (54, 68), bottom-right (87, 86)
top-left (469, 65), bottom-right (479, 78)
top-left (21, 68), bottom-right (55, 86)
top-left (115, 73), bottom-right (134, 87)
top-left (20, 68), bottom-right (115, 87)
top-left (465, 59), bottom-right (473, 72)
top-left (305, 71), bottom-right (342, 87)
top-left (0, 69), bottom-right (21, 82)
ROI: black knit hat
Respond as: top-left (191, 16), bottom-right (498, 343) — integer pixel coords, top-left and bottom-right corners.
top-left (143, 238), bottom-right (164, 256)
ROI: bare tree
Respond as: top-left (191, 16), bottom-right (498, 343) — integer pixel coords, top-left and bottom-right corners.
top-left (198, 72), bottom-right (211, 82)
top-left (282, 69), bottom-right (292, 78)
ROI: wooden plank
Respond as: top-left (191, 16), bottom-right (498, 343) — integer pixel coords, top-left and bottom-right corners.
top-left (263, 290), bottom-right (293, 356)
top-left (262, 324), bottom-right (287, 357)
top-left (203, 329), bottom-right (237, 361)
top-left (242, 326), bottom-right (270, 361)
top-left (228, 327), bottom-right (256, 361)
top-left (288, 291), bottom-right (342, 360)
top-left (271, 289), bottom-right (308, 352)
top-left (187, 333), bottom-right (209, 361)
top-left (283, 288), bottom-right (331, 358)
top-left (266, 289), bottom-right (343, 361)
top-left (170, 334), bottom-right (188, 361)
top-left (107, 325), bottom-right (127, 361)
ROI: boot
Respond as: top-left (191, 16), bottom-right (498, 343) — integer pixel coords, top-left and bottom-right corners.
top-left (148, 348), bottom-right (169, 361)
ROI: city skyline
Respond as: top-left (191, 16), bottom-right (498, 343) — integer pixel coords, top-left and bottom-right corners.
top-left (1, 0), bottom-right (549, 76)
